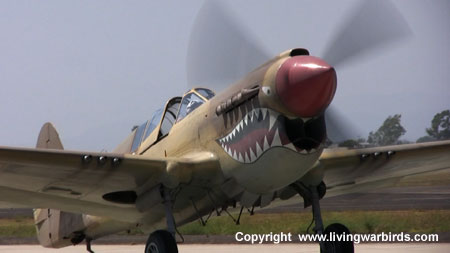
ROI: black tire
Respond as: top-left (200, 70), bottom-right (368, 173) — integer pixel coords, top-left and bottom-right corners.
top-left (145, 230), bottom-right (178, 253)
top-left (321, 223), bottom-right (354, 253)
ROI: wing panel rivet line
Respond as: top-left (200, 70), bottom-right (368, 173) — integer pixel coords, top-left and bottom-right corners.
top-left (387, 150), bottom-right (396, 156)
top-left (112, 157), bottom-right (121, 166)
top-left (82, 155), bottom-right (92, 163)
top-left (98, 156), bottom-right (107, 164)
top-left (360, 154), bottom-right (369, 159)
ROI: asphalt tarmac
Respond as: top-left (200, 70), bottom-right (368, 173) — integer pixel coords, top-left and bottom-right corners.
top-left (1, 184), bottom-right (449, 252)
top-left (0, 244), bottom-right (449, 253)
top-left (2, 185), bottom-right (449, 219)
top-left (261, 185), bottom-right (450, 213)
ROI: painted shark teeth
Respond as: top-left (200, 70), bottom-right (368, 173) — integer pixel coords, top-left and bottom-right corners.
top-left (256, 142), bottom-right (263, 157)
top-left (269, 114), bottom-right (277, 130)
top-left (272, 129), bottom-right (282, 146)
top-left (263, 136), bottom-right (269, 152)
top-left (218, 107), bottom-right (319, 163)
top-left (249, 149), bottom-right (257, 161)
top-left (284, 143), bottom-right (296, 150)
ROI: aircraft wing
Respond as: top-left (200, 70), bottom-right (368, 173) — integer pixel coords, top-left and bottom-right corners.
top-left (319, 140), bottom-right (450, 197)
top-left (0, 146), bottom-right (219, 222)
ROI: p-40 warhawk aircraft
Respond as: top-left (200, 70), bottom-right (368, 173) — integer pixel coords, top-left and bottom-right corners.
top-left (1, 49), bottom-right (450, 253)
top-left (1, 1), bottom-right (450, 253)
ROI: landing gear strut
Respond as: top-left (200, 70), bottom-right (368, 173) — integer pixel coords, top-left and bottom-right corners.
top-left (292, 181), bottom-right (354, 253)
top-left (145, 186), bottom-right (179, 253)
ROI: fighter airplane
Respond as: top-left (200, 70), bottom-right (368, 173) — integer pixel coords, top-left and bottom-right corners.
top-left (1, 1), bottom-right (450, 253)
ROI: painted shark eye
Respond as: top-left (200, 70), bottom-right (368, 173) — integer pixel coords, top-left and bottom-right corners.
top-left (262, 86), bottom-right (271, 96)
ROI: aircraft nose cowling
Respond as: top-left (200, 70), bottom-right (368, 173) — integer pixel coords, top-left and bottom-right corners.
top-left (276, 56), bottom-right (337, 118)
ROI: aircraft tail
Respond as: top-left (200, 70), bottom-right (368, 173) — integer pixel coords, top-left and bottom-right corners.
top-left (33, 123), bottom-right (86, 248)
top-left (36, 122), bottom-right (64, 149)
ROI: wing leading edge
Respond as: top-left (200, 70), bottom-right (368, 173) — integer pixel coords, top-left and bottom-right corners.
top-left (319, 140), bottom-right (450, 197)
top-left (0, 145), bottom-right (220, 222)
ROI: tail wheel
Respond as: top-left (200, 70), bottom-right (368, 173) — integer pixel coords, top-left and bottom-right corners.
top-left (145, 230), bottom-right (178, 253)
top-left (321, 223), bottom-right (354, 253)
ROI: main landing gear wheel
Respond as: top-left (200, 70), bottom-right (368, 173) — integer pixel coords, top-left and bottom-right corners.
top-left (145, 230), bottom-right (178, 253)
top-left (291, 181), bottom-right (354, 253)
top-left (322, 223), bottom-right (354, 253)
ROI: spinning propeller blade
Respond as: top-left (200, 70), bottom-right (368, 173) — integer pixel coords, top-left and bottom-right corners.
top-left (187, 0), bottom-right (412, 143)
top-left (186, 1), bottom-right (270, 91)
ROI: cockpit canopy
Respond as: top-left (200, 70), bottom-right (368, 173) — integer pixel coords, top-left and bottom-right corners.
top-left (130, 88), bottom-right (215, 153)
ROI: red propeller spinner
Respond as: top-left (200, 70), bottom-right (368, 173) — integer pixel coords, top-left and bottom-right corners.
top-left (276, 56), bottom-right (337, 118)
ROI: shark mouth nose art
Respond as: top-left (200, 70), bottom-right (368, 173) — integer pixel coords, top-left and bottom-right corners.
top-left (217, 107), bottom-right (326, 163)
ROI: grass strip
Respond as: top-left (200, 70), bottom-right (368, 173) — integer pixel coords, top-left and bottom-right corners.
top-left (179, 210), bottom-right (450, 235)
top-left (0, 217), bottom-right (36, 238)
top-left (1, 210), bottom-right (449, 238)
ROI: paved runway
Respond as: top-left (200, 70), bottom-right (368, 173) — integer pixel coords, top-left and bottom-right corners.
top-left (0, 244), bottom-right (449, 253)
top-left (1, 179), bottom-right (449, 252)
top-left (2, 185), bottom-right (450, 220)
top-left (262, 185), bottom-right (450, 213)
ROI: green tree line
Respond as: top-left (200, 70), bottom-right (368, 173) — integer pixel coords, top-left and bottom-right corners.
top-left (338, 109), bottom-right (450, 148)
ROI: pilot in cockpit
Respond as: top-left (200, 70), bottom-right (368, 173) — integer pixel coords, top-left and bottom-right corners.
top-left (186, 96), bottom-right (203, 114)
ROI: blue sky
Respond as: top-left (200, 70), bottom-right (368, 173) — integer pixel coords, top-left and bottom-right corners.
top-left (1, 0), bottom-right (449, 151)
